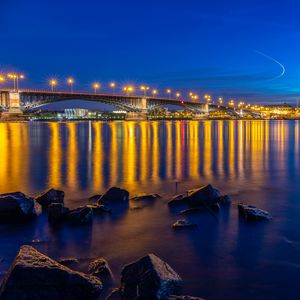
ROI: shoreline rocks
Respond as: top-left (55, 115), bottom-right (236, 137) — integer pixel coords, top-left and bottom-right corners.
top-left (238, 203), bottom-right (271, 221)
top-left (131, 193), bottom-right (161, 201)
top-left (88, 258), bottom-right (114, 282)
top-left (0, 192), bottom-right (36, 221)
top-left (99, 187), bottom-right (129, 204)
top-left (120, 253), bottom-right (182, 300)
top-left (35, 188), bottom-right (65, 207)
top-left (172, 219), bottom-right (198, 229)
top-left (0, 245), bottom-right (102, 300)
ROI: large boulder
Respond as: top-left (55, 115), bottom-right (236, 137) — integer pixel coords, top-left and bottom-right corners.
top-left (0, 245), bottom-right (102, 300)
top-left (99, 187), bottom-right (129, 204)
top-left (168, 194), bottom-right (189, 207)
top-left (48, 203), bottom-right (69, 223)
top-left (88, 258), bottom-right (114, 282)
top-left (172, 219), bottom-right (198, 229)
top-left (187, 184), bottom-right (221, 207)
top-left (35, 189), bottom-right (64, 207)
top-left (238, 203), bottom-right (271, 221)
top-left (0, 192), bottom-right (36, 220)
top-left (66, 206), bottom-right (93, 224)
top-left (120, 254), bottom-right (182, 300)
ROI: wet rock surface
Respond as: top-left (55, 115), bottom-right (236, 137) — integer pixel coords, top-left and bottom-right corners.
top-left (48, 203), bottom-right (69, 223)
top-left (99, 187), bottom-right (129, 204)
top-left (35, 188), bottom-right (65, 207)
top-left (120, 253), bottom-right (182, 300)
top-left (238, 203), bottom-right (271, 221)
top-left (172, 219), bottom-right (198, 229)
top-left (187, 184), bottom-right (221, 207)
top-left (0, 245), bottom-right (102, 300)
top-left (0, 192), bottom-right (36, 220)
top-left (131, 193), bottom-right (161, 201)
top-left (88, 258), bottom-right (114, 282)
top-left (66, 206), bottom-right (93, 224)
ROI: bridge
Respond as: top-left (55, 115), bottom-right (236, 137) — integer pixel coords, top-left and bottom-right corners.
top-left (0, 88), bottom-right (256, 119)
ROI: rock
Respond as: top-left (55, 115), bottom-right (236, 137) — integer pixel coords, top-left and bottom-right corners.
top-left (0, 245), bottom-right (102, 300)
top-left (106, 288), bottom-right (122, 300)
top-left (238, 203), bottom-right (271, 221)
top-left (168, 194), bottom-right (189, 207)
top-left (99, 187), bottom-right (129, 204)
top-left (172, 219), bottom-right (198, 229)
top-left (88, 258), bottom-right (114, 282)
top-left (179, 207), bottom-right (204, 215)
top-left (66, 206), bottom-right (93, 224)
top-left (168, 296), bottom-right (205, 300)
top-left (86, 204), bottom-right (111, 214)
top-left (0, 192), bottom-right (36, 220)
top-left (218, 194), bottom-right (231, 205)
top-left (88, 194), bottom-right (102, 202)
top-left (187, 184), bottom-right (221, 207)
top-left (35, 188), bottom-right (64, 207)
top-left (131, 194), bottom-right (161, 201)
top-left (121, 253), bottom-right (182, 300)
top-left (48, 203), bottom-right (69, 223)
top-left (58, 257), bottom-right (80, 268)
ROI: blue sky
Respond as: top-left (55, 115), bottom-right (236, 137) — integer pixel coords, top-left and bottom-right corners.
top-left (1, 0), bottom-right (300, 105)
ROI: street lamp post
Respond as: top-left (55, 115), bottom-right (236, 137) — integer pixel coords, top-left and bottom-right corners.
top-left (67, 78), bottom-right (74, 93)
top-left (50, 79), bottom-right (57, 92)
top-left (166, 89), bottom-right (171, 99)
top-left (176, 92), bottom-right (181, 99)
top-left (152, 89), bottom-right (158, 97)
top-left (8, 73), bottom-right (24, 91)
top-left (110, 82), bottom-right (116, 95)
top-left (93, 83), bottom-right (100, 94)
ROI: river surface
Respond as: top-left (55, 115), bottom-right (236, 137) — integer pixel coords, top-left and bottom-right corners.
top-left (0, 120), bottom-right (300, 299)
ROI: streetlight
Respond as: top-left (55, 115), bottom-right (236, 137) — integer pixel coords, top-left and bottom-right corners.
top-left (140, 85), bottom-right (150, 96)
top-left (0, 76), bottom-right (5, 83)
top-left (8, 73), bottom-right (24, 90)
top-left (175, 92), bottom-right (181, 99)
top-left (67, 78), bottom-right (74, 93)
top-left (166, 89), bottom-right (171, 98)
top-left (93, 83), bottom-right (100, 94)
top-left (50, 79), bottom-right (57, 92)
top-left (218, 97), bottom-right (223, 105)
top-left (152, 89), bottom-right (158, 97)
top-left (110, 82), bottom-right (116, 94)
top-left (123, 86), bottom-right (134, 96)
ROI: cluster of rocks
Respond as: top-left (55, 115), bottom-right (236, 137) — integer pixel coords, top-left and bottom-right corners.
top-left (0, 245), bottom-right (203, 300)
top-left (168, 184), bottom-right (271, 227)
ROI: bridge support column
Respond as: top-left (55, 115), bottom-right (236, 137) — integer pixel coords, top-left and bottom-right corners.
top-left (1, 92), bottom-right (23, 119)
top-left (126, 110), bottom-right (147, 121)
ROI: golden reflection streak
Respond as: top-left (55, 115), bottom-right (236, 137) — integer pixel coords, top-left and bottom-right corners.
top-left (295, 121), bottom-right (299, 166)
top-left (237, 121), bottom-right (244, 178)
top-left (203, 121), bottom-right (212, 179)
top-left (140, 121), bottom-right (149, 183)
top-left (109, 122), bottom-right (118, 187)
top-left (92, 122), bottom-right (103, 192)
top-left (0, 124), bottom-right (9, 191)
top-left (151, 122), bottom-right (159, 183)
top-left (217, 121), bottom-right (224, 178)
top-left (175, 121), bottom-right (182, 180)
top-left (189, 121), bottom-right (199, 179)
top-left (166, 121), bottom-right (173, 179)
top-left (48, 123), bottom-right (62, 188)
top-left (66, 123), bottom-right (78, 191)
top-left (228, 121), bottom-right (235, 177)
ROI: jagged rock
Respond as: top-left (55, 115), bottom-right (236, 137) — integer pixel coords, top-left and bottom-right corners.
top-left (0, 245), bottom-right (102, 300)
top-left (218, 195), bottom-right (231, 205)
top-left (99, 187), bottom-right (129, 204)
top-left (0, 192), bottom-right (36, 220)
top-left (86, 204), bottom-right (111, 214)
top-left (238, 203), bottom-right (271, 221)
top-left (121, 253), bottom-right (182, 300)
top-left (168, 194), bottom-right (189, 207)
top-left (168, 296), bottom-right (205, 300)
top-left (131, 194), bottom-right (161, 201)
top-left (172, 219), bottom-right (198, 229)
top-left (48, 203), bottom-right (69, 223)
top-left (88, 194), bottom-right (102, 202)
top-left (179, 207), bottom-right (204, 215)
top-left (35, 188), bottom-right (64, 207)
top-left (88, 258), bottom-right (114, 282)
top-left (66, 206), bottom-right (93, 224)
top-left (187, 184), bottom-right (221, 207)
top-left (58, 257), bottom-right (80, 268)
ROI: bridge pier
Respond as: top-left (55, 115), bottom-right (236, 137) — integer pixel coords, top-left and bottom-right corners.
top-left (0, 92), bottom-right (23, 119)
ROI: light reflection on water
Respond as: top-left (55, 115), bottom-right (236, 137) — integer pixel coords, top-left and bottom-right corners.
top-left (0, 120), bottom-right (300, 299)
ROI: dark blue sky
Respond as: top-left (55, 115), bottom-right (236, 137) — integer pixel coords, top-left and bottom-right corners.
top-left (1, 0), bottom-right (300, 104)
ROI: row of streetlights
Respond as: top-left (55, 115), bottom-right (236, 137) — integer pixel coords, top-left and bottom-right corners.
top-left (0, 73), bottom-right (25, 90)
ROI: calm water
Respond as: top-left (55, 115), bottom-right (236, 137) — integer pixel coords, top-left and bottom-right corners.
top-left (1, 120), bottom-right (300, 299)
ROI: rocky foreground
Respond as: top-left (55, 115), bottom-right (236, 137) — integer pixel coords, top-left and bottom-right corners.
top-left (0, 184), bottom-right (271, 299)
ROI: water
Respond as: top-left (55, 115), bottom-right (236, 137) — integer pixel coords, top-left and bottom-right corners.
top-left (1, 120), bottom-right (300, 299)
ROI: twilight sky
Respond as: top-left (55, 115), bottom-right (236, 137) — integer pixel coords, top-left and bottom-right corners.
top-left (1, 0), bottom-right (300, 105)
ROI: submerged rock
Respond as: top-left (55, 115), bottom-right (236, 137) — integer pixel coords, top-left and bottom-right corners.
top-left (35, 188), bottom-right (65, 207)
top-left (238, 203), bottom-right (271, 221)
top-left (121, 253), bottom-right (182, 300)
top-left (0, 245), bottom-right (102, 300)
top-left (131, 194), bottom-right (161, 201)
top-left (88, 194), bottom-right (102, 202)
top-left (48, 203), bottom-right (69, 223)
top-left (66, 206), bottom-right (93, 224)
top-left (179, 207), bottom-right (204, 215)
top-left (168, 194), bottom-right (189, 207)
top-left (0, 192), bottom-right (36, 220)
top-left (172, 219), bottom-right (198, 229)
top-left (187, 184), bottom-right (221, 207)
top-left (99, 187), bottom-right (129, 204)
top-left (86, 204), bottom-right (111, 214)
top-left (88, 258), bottom-right (114, 282)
